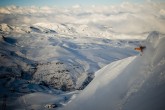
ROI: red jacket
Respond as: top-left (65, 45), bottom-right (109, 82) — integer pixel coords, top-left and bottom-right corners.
top-left (134, 46), bottom-right (146, 52)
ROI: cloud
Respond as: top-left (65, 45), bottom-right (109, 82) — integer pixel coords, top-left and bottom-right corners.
top-left (0, 2), bottom-right (165, 37)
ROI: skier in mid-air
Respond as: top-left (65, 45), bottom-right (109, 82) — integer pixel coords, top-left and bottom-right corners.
top-left (134, 45), bottom-right (146, 55)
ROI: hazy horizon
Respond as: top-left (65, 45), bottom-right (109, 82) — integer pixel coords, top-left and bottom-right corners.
top-left (0, 0), bottom-right (164, 7)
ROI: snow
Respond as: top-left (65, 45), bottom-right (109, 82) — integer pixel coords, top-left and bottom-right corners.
top-left (13, 92), bottom-right (64, 110)
top-left (1, 3), bottom-right (165, 38)
top-left (61, 32), bottom-right (165, 110)
top-left (0, 2), bottom-right (165, 110)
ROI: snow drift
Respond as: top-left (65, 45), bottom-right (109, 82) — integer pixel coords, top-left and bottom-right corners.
top-left (62, 32), bottom-right (165, 110)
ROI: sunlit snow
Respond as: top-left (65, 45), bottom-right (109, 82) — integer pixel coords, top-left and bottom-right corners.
top-left (0, 2), bottom-right (165, 110)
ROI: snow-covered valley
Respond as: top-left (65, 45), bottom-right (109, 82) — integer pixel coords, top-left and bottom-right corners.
top-left (0, 2), bottom-right (165, 110)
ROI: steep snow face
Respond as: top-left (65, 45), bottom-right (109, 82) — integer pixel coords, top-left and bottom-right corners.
top-left (0, 3), bottom-right (164, 110)
top-left (62, 32), bottom-right (165, 110)
top-left (123, 35), bottom-right (165, 109)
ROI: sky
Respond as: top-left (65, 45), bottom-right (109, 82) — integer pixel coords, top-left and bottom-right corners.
top-left (0, 0), bottom-right (164, 7)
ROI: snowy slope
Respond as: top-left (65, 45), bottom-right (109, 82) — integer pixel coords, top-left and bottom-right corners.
top-left (0, 3), bottom-right (165, 110)
top-left (0, 23), bottom-right (138, 109)
top-left (0, 23), bottom-right (138, 90)
top-left (62, 32), bottom-right (165, 110)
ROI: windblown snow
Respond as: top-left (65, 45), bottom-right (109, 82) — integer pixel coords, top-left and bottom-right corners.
top-left (0, 2), bottom-right (165, 110)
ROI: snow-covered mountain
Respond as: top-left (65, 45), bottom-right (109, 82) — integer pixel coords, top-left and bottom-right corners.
top-left (0, 22), bottom-right (138, 91)
top-left (0, 2), bottom-right (165, 110)
top-left (62, 32), bottom-right (165, 110)
top-left (0, 20), bottom-right (140, 109)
